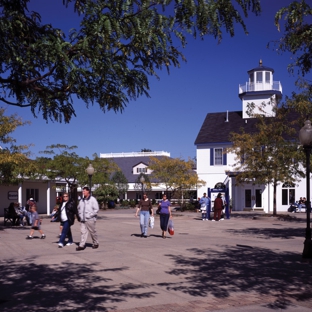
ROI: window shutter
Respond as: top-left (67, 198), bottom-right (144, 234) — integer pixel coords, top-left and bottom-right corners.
top-left (210, 148), bottom-right (214, 166)
top-left (223, 150), bottom-right (227, 165)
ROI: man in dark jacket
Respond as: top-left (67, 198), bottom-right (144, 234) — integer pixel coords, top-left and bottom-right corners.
top-left (56, 193), bottom-right (80, 248)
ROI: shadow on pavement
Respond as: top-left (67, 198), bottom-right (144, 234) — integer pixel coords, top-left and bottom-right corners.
top-left (162, 245), bottom-right (312, 309)
top-left (0, 260), bottom-right (156, 311)
top-left (226, 227), bottom-right (306, 239)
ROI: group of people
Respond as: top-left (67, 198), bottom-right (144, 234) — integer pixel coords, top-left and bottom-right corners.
top-left (21, 186), bottom-right (100, 251)
top-left (12, 189), bottom-right (225, 248)
top-left (136, 193), bottom-right (172, 239)
top-left (7, 198), bottom-right (36, 226)
top-left (6, 198), bottom-right (47, 240)
top-left (50, 186), bottom-right (99, 250)
top-left (135, 192), bottom-right (227, 238)
top-left (199, 192), bottom-right (226, 221)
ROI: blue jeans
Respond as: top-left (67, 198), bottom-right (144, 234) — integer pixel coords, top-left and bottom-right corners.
top-left (26, 211), bottom-right (32, 225)
top-left (59, 220), bottom-right (73, 245)
top-left (140, 211), bottom-right (150, 235)
top-left (160, 213), bottom-right (170, 231)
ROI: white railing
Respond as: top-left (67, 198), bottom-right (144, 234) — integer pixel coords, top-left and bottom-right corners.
top-left (239, 81), bottom-right (282, 94)
top-left (100, 151), bottom-right (170, 158)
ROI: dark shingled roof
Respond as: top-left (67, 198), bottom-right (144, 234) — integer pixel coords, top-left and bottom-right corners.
top-left (247, 65), bottom-right (274, 74)
top-left (194, 109), bottom-right (301, 146)
top-left (194, 111), bottom-right (259, 145)
top-left (109, 156), bottom-right (168, 183)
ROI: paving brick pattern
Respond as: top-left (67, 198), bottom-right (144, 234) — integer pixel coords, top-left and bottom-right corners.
top-left (0, 209), bottom-right (312, 311)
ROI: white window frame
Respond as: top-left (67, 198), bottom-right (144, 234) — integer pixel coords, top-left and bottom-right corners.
top-left (214, 148), bottom-right (223, 165)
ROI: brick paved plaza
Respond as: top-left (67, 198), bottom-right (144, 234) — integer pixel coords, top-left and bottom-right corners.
top-left (1, 209), bottom-right (312, 311)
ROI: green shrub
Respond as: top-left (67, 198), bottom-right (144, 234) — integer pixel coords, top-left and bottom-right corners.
top-left (129, 200), bottom-right (137, 208)
top-left (120, 200), bottom-right (129, 207)
top-left (182, 202), bottom-right (196, 211)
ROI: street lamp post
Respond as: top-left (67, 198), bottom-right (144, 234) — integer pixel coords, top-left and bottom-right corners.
top-left (299, 120), bottom-right (312, 260)
top-left (86, 164), bottom-right (95, 195)
top-left (140, 175), bottom-right (145, 199)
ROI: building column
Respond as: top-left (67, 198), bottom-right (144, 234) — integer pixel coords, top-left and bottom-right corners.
top-left (47, 181), bottom-right (51, 215)
top-left (18, 182), bottom-right (22, 206)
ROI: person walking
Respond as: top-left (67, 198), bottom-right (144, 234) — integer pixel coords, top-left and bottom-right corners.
top-left (136, 193), bottom-right (153, 238)
top-left (76, 186), bottom-right (99, 251)
top-left (55, 193), bottom-right (80, 248)
top-left (26, 205), bottom-right (46, 239)
top-left (158, 194), bottom-right (172, 239)
top-left (25, 197), bottom-right (36, 225)
top-left (199, 193), bottom-right (211, 221)
top-left (213, 193), bottom-right (223, 221)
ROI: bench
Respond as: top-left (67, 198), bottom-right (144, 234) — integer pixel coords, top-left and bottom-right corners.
top-left (4, 208), bottom-right (15, 225)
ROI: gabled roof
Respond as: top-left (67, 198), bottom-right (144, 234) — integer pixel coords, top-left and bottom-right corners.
top-left (194, 109), bottom-right (301, 146)
top-left (194, 111), bottom-right (259, 145)
top-left (108, 156), bottom-right (168, 183)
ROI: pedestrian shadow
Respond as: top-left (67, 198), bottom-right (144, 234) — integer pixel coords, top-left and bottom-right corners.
top-left (161, 245), bottom-right (312, 309)
top-left (0, 259), bottom-right (157, 311)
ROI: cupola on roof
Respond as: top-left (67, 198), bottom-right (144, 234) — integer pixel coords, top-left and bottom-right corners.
top-left (247, 59), bottom-right (274, 74)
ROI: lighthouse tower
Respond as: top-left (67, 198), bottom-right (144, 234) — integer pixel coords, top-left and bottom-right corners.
top-left (238, 60), bottom-right (282, 119)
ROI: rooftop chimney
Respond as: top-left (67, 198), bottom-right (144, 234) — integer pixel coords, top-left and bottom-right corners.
top-left (225, 110), bottom-right (229, 122)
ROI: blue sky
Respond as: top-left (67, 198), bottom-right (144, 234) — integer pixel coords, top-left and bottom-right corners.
top-left (4, 0), bottom-right (304, 160)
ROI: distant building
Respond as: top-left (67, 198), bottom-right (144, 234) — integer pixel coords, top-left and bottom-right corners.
top-left (195, 60), bottom-right (304, 213)
top-left (100, 151), bottom-right (171, 200)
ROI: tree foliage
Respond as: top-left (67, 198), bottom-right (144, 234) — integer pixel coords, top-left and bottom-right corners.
top-left (148, 156), bottom-right (205, 199)
top-left (274, 0), bottom-right (312, 77)
top-left (93, 184), bottom-right (119, 208)
top-left (0, 108), bottom-right (35, 184)
top-left (228, 103), bottom-right (304, 215)
top-left (0, 0), bottom-right (261, 122)
top-left (37, 144), bottom-right (88, 195)
top-left (37, 146), bottom-right (117, 198)
top-left (111, 169), bottom-right (129, 199)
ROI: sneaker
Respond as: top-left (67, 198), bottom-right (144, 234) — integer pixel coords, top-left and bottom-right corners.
top-left (41, 235), bottom-right (46, 239)
top-left (211, 219), bottom-right (215, 222)
top-left (66, 242), bottom-right (73, 246)
top-left (205, 219), bottom-right (209, 221)
top-left (202, 219), bottom-right (205, 221)
top-left (58, 243), bottom-right (63, 248)
top-left (26, 235), bottom-right (33, 239)
top-left (92, 244), bottom-right (99, 249)
top-left (76, 246), bottom-right (85, 251)
top-left (220, 218), bottom-right (224, 221)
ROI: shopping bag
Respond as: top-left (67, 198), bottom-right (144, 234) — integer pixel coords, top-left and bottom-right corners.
top-left (149, 216), bottom-right (154, 229)
top-left (168, 219), bottom-right (174, 235)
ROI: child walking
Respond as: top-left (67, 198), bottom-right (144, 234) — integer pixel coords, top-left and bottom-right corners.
top-left (26, 205), bottom-right (46, 239)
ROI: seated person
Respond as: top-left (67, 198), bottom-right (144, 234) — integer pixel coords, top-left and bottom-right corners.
top-left (8, 202), bottom-right (19, 225)
top-left (298, 197), bottom-right (306, 212)
top-left (16, 204), bottom-right (28, 226)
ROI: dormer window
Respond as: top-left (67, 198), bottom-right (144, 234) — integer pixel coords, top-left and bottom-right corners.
top-left (137, 168), bottom-right (147, 173)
